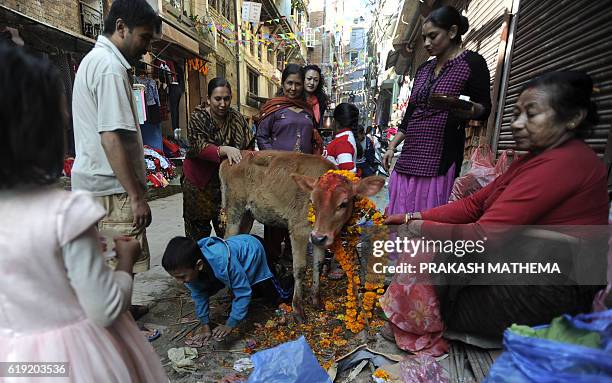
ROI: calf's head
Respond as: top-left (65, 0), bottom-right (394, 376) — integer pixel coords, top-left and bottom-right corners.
top-left (292, 173), bottom-right (385, 248)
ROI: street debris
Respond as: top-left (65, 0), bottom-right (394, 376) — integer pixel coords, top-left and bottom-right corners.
top-left (232, 357), bottom-right (254, 372)
top-left (167, 347), bottom-right (199, 373)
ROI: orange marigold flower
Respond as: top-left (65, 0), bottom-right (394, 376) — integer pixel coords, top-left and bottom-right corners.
top-left (364, 292), bottom-right (377, 300)
top-left (373, 369), bottom-right (390, 379)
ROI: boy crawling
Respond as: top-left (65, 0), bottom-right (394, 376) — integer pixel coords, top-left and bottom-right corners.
top-left (162, 234), bottom-right (290, 341)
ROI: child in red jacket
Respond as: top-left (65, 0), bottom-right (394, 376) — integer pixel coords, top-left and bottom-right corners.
top-left (324, 103), bottom-right (362, 173)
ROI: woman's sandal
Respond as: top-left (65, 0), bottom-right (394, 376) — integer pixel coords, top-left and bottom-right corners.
top-left (138, 323), bottom-right (161, 342)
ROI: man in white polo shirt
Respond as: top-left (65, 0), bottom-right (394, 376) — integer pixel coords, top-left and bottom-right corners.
top-left (72, 0), bottom-right (160, 319)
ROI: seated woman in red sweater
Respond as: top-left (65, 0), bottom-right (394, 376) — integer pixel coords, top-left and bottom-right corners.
top-left (381, 71), bottom-right (608, 352)
top-left (324, 103), bottom-right (362, 173)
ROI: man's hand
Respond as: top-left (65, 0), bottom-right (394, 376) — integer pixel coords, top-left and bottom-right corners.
top-left (212, 324), bottom-right (233, 340)
top-left (220, 146), bottom-right (242, 165)
top-left (130, 196), bottom-right (152, 230)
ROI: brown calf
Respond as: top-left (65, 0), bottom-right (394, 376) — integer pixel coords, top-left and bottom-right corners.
top-left (219, 151), bottom-right (335, 320)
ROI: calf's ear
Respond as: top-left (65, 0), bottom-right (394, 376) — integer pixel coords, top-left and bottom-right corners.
top-left (355, 176), bottom-right (385, 196)
top-left (292, 174), bottom-right (317, 193)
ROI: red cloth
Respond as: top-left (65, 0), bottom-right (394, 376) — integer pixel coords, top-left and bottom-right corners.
top-left (163, 137), bottom-right (181, 158)
top-left (182, 145), bottom-right (220, 189)
top-left (324, 129), bottom-right (357, 172)
top-left (421, 139), bottom-right (608, 240)
top-left (63, 157), bottom-right (75, 177)
top-left (256, 96), bottom-right (313, 123)
top-left (307, 95), bottom-right (320, 125)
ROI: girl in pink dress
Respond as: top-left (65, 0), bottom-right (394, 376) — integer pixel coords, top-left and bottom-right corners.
top-left (0, 45), bottom-right (167, 382)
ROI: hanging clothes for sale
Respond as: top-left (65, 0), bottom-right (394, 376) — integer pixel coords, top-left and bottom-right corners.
top-left (136, 73), bottom-right (162, 150)
top-left (166, 60), bottom-right (184, 134)
top-left (132, 84), bottom-right (146, 124)
top-left (155, 58), bottom-right (183, 133)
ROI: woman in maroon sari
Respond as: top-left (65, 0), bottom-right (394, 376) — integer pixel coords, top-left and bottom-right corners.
top-left (382, 71), bottom-right (606, 354)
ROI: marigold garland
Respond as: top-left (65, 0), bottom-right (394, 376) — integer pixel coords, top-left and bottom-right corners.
top-left (308, 169), bottom-right (386, 333)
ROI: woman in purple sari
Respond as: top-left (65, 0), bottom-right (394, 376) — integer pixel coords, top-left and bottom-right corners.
top-left (379, 6), bottom-right (491, 355)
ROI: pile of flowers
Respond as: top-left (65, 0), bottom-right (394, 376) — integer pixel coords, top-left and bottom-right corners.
top-left (247, 276), bottom-right (386, 369)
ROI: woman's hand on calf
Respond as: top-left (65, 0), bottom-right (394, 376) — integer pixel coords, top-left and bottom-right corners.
top-left (220, 146), bottom-right (242, 165)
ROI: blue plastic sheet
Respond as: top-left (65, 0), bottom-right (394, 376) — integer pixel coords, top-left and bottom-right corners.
top-left (485, 309), bottom-right (612, 383)
top-left (247, 336), bottom-right (332, 383)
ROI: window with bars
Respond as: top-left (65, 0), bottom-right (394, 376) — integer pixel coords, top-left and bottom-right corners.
top-left (305, 28), bottom-right (316, 48)
top-left (248, 68), bottom-right (259, 95)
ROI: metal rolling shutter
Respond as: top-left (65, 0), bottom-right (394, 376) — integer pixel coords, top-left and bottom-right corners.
top-left (463, 0), bottom-right (509, 85)
top-left (496, 0), bottom-right (612, 156)
top-left (461, 0), bottom-right (510, 160)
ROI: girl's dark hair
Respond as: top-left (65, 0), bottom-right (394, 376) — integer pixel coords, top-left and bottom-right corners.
top-left (0, 44), bottom-right (65, 189)
top-left (425, 6), bottom-right (469, 44)
top-left (277, 63), bottom-right (305, 96)
top-left (162, 236), bottom-right (201, 271)
top-left (303, 64), bottom-right (329, 110)
top-left (103, 0), bottom-right (161, 35)
top-left (334, 103), bottom-right (363, 159)
top-left (521, 71), bottom-right (599, 138)
top-left (208, 77), bottom-right (232, 97)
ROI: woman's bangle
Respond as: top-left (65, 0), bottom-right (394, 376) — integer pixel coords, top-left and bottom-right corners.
top-left (404, 212), bottom-right (416, 224)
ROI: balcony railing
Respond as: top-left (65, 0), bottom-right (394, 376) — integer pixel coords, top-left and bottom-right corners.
top-left (80, 1), bottom-right (103, 39)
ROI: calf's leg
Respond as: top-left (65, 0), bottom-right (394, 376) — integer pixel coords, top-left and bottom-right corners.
top-left (289, 230), bottom-right (308, 322)
top-left (224, 204), bottom-right (246, 238)
top-left (310, 245), bottom-right (325, 308)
